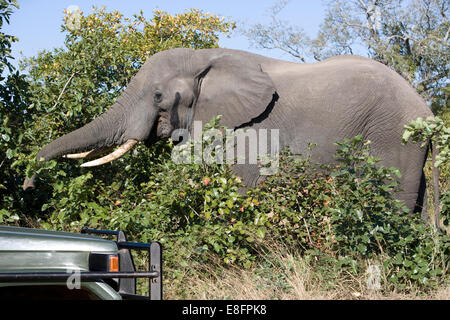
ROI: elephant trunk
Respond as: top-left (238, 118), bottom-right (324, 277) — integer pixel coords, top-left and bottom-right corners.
top-left (23, 101), bottom-right (132, 190)
top-left (40, 101), bottom-right (129, 160)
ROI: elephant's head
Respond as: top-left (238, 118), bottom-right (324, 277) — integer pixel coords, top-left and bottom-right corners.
top-left (23, 48), bottom-right (276, 189)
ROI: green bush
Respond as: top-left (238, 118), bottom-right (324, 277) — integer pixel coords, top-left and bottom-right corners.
top-left (402, 116), bottom-right (450, 228)
top-left (250, 135), bottom-right (448, 291)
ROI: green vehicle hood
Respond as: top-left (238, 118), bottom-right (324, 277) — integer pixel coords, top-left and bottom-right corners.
top-left (0, 226), bottom-right (117, 272)
top-left (0, 226), bottom-right (117, 252)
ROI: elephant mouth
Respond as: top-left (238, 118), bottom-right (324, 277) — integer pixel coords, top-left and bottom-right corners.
top-left (156, 112), bottom-right (174, 138)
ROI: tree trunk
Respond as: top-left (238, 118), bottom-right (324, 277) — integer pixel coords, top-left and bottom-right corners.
top-left (432, 135), bottom-right (440, 230)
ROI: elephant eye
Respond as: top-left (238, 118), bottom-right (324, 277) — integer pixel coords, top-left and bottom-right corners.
top-left (154, 91), bottom-right (163, 103)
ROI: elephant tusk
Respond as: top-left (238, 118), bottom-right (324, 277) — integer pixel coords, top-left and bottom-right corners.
top-left (63, 146), bottom-right (114, 159)
top-left (63, 151), bottom-right (93, 159)
top-left (80, 140), bottom-right (138, 167)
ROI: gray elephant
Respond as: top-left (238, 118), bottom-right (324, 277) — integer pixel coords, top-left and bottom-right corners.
top-left (23, 48), bottom-right (433, 214)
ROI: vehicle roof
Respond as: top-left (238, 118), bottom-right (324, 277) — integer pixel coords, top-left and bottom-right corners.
top-left (0, 225), bottom-right (117, 252)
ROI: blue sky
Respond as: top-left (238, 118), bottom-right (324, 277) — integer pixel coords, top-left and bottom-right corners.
top-left (4, 0), bottom-right (327, 69)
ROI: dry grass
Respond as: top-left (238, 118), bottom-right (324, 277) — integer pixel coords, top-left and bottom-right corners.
top-left (164, 243), bottom-right (449, 300)
top-left (165, 249), bottom-right (335, 300)
top-left (179, 259), bottom-right (334, 300)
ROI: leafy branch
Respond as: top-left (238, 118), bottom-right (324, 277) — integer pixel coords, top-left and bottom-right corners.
top-left (403, 116), bottom-right (449, 229)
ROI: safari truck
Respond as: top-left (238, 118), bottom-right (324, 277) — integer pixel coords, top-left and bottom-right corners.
top-left (0, 225), bottom-right (162, 300)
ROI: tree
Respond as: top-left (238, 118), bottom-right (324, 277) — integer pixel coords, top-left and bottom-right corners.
top-left (246, 0), bottom-right (449, 117)
top-left (244, 0), bottom-right (311, 62)
top-left (0, 0), bottom-right (30, 223)
top-left (1, 6), bottom-right (235, 222)
top-left (0, 0), bottom-right (17, 75)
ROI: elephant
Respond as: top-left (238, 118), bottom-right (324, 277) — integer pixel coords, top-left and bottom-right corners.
top-left (23, 48), bottom-right (433, 214)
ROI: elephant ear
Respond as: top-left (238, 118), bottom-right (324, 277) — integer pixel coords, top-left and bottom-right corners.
top-left (192, 51), bottom-right (276, 128)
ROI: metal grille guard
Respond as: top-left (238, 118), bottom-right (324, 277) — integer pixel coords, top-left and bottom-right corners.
top-left (0, 227), bottom-right (162, 300)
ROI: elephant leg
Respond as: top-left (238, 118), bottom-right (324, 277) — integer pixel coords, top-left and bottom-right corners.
top-left (395, 164), bottom-right (428, 217)
top-left (369, 147), bottom-right (424, 215)
top-left (416, 170), bottom-right (429, 222)
top-left (420, 189), bottom-right (429, 223)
